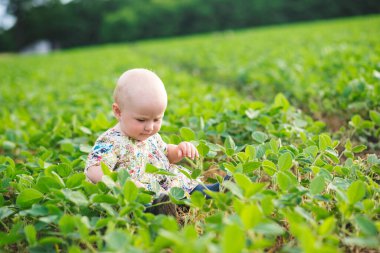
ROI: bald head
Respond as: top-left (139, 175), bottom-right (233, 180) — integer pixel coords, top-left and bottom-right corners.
top-left (113, 68), bottom-right (167, 111)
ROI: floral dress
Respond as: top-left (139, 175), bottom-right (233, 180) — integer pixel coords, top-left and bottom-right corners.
top-left (85, 125), bottom-right (199, 195)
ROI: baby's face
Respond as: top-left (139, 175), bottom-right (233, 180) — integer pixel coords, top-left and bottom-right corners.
top-left (113, 69), bottom-right (168, 141)
top-left (118, 99), bottom-right (166, 141)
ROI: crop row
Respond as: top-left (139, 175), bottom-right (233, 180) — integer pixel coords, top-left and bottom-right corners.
top-left (0, 16), bottom-right (379, 252)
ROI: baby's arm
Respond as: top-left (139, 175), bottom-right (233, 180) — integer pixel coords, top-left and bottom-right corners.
top-left (167, 142), bottom-right (199, 164)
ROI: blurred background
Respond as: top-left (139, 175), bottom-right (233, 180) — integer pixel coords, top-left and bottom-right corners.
top-left (0, 0), bottom-right (379, 53)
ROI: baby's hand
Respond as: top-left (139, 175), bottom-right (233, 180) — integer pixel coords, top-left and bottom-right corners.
top-left (177, 142), bottom-right (199, 160)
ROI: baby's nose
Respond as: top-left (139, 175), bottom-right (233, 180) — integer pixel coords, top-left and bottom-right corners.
top-left (145, 122), bottom-right (154, 131)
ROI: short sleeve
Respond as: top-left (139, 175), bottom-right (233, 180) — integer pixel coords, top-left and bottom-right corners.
top-left (85, 136), bottom-right (119, 174)
top-left (154, 133), bottom-right (167, 155)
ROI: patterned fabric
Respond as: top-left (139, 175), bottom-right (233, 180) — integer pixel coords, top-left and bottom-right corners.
top-left (85, 125), bottom-right (199, 195)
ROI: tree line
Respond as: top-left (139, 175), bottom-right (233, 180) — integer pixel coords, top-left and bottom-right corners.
top-left (1, 0), bottom-right (379, 52)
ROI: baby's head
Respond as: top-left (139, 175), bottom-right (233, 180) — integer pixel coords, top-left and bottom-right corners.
top-left (112, 68), bottom-right (167, 141)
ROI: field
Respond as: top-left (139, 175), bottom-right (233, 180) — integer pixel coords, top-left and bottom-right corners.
top-left (0, 15), bottom-right (379, 252)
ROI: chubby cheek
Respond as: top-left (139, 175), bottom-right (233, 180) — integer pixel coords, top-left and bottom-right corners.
top-left (133, 122), bottom-right (145, 133)
top-left (154, 122), bottom-right (162, 132)
top-left (126, 121), bottom-right (142, 132)
top-left (119, 118), bottom-right (137, 133)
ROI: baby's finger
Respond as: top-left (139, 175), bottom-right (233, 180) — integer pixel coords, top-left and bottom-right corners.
top-left (195, 147), bottom-right (199, 158)
top-left (186, 142), bottom-right (192, 157)
top-left (179, 142), bottom-right (187, 157)
top-left (191, 146), bottom-right (195, 158)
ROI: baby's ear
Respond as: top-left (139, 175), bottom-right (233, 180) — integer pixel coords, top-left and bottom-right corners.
top-left (112, 103), bottom-right (121, 119)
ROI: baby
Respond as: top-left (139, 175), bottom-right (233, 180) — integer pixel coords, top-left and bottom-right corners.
top-left (85, 68), bottom-right (202, 195)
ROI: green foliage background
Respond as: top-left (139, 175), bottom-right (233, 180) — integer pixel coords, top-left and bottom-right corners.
top-left (1, 0), bottom-right (380, 51)
top-left (0, 15), bottom-right (379, 252)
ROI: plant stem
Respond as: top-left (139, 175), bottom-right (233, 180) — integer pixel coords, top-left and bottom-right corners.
top-left (0, 220), bottom-right (9, 232)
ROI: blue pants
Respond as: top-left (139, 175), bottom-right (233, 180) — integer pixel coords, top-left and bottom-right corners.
top-left (190, 175), bottom-right (231, 199)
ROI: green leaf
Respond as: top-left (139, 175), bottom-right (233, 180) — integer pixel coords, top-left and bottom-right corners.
top-left (102, 176), bottom-right (118, 190)
top-left (343, 237), bottom-right (379, 248)
top-left (197, 141), bottom-right (210, 157)
top-left (245, 145), bottom-right (256, 160)
top-left (190, 191), bottom-right (205, 209)
top-left (169, 187), bottom-right (184, 200)
top-left (255, 222), bottom-right (284, 235)
top-left (95, 217), bottom-right (112, 229)
top-left (123, 180), bottom-right (138, 203)
top-left (367, 154), bottom-right (379, 165)
top-left (352, 145), bottom-right (367, 153)
top-left (38, 236), bottom-right (66, 245)
top-left (180, 127), bottom-right (196, 141)
top-left (261, 196), bottom-right (274, 216)
top-left (68, 246), bottom-right (82, 253)
top-left (318, 216), bottom-right (336, 235)
top-left (234, 173), bottom-right (251, 191)
top-left (355, 215), bottom-right (378, 236)
top-left (262, 160), bottom-right (277, 176)
top-left (345, 139), bottom-right (352, 151)
top-left (216, 122), bottom-right (226, 133)
top-left (369, 110), bottom-right (380, 126)
top-left (100, 161), bottom-right (112, 176)
top-left (49, 171), bottom-right (66, 188)
top-left (274, 93), bottom-right (290, 111)
top-left (319, 134), bottom-right (332, 151)
top-left (56, 163), bottom-right (72, 177)
top-left (2, 140), bottom-right (16, 150)
top-left (269, 138), bottom-right (279, 154)
top-left (24, 225), bottom-right (37, 246)
top-left (66, 173), bottom-right (85, 188)
top-left (223, 163), bottom-right (237, 173)
top-left (190, 168), bottom-right (201, 179)
top-left (310, 176), bottom-right (325, 195)
top-left (136, 193), bottom-right (152, 205)
top-left (79, 144), bottom-right (92, 153)
top-left (92, 194), bottom-right (118, 204)
top-left (277, 171), bottom-right (291, 191)
top-left (16, 189), bottom-right (44, 209)
top-left (222, 224), bottom-right (245, 253)
top-left (79, 126), bottom-right (92, 135)
top-left (256, 144), bottom-right (266, 159)
top-left (278, 152), bottom-right (292, 171)
top-left (35, 176), bottom-right (63, 193)
top-left (347, 180), bottom-right (366, 204)
top-left (240, 178), bottom-right (266, 198)
top-left (324, 148), bottom-right (340, 164)
top-left (0, 222), bottom-right (23, 246)
top-left (19, 204), bottom-right (48, 217)
top-left (117, 169), bottom-right (130, 187)
top-left (59, 214), bottom-right (77, 235)
top-left (350, 115), bottom-right (363, 129)
top-left (60, 142), bottom-right (75, 154)
top-left (242, 161), bottom-right (261, 174)
top-left (237, 152), bottom-right (248, 162)
top-left (145, 164), bottom-right (176, 176)
top-left (240, 204), bottom-right (262, 229)
top-left (251, 131), bottom-right (268, 144)
top-left (223, 181), bottom-right (244, 199)
top-left (61, 189), bottom-right (88, 206)
top-left (224, 136), bottom-right (236, 151)
top-left (0, 206), bottom-right (13, 220)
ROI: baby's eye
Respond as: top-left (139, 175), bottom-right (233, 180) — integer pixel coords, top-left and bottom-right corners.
top-left (154, 118), bottom-right (161, 122)
top-left (136, 119), bottom-right (145, 122)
